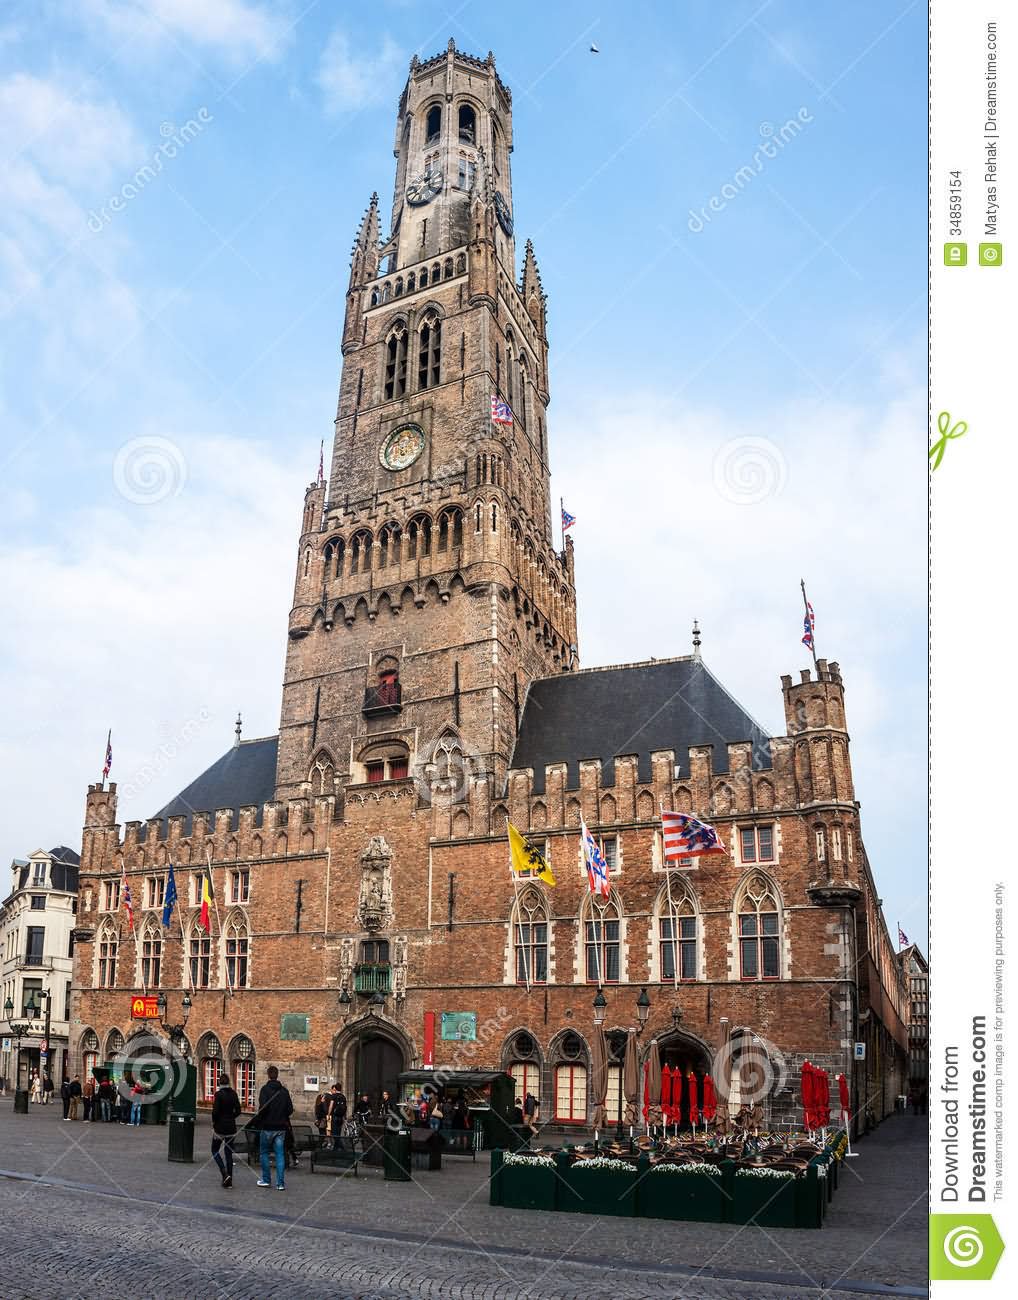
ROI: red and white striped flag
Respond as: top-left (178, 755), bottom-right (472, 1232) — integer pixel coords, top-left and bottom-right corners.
top-left (121, 861), bottom-right (134, 931)
top-left (661, 810), bottom-right (725, 862)
top-left (897, 924), bottom-right (910, 948)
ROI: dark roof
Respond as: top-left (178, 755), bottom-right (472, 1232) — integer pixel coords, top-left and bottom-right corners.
top-left (149, 736), bottom-right (279, 835)
top-left (8, 850), bottom-right (79, 897)
top-left (511, 657), bottom-right (771, 794)
top-left (49, 845), bottom-right (80, 865)
top-left (398, 1069), bottom-right (506, 1087)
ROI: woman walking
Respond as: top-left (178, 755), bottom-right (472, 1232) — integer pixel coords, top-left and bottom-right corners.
top-left (211, 1074), bottom-right (242, 1188)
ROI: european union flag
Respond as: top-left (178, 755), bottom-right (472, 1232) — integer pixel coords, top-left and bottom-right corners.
top-left (162, 863), bottom-right (178, 928)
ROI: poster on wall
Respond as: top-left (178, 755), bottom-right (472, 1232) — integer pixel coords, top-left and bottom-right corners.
top-left (440, 1012), bottom-right (477, 1041)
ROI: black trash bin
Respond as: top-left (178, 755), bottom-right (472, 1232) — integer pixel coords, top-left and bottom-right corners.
top-left (13, 1088), bottom-right (29, 1114)
top-left (382, 1127), bottom-right (412, 1181)
top-left (168, 1112), bottom-right (195, 1163)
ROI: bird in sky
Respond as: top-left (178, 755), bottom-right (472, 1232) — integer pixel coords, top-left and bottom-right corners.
top-left (590, 43), bottom-right (600, 53)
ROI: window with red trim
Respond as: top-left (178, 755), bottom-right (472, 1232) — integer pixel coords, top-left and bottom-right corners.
top-left (554, 1064), bottom-right (587, 1122)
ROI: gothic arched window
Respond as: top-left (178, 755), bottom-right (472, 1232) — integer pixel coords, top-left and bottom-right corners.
top-left (81, 1028), bottom-right (99, 1079)
top-left (140, 920), bottom-right (162, 988)
top-left (379, 521), bottom-right (402, 567)
top-left (226, 915), bottom-right (249, 990)
top-left (418, 314), bottom-right (441, 390)
top-left (189, 923), bottom-right (212, 989)
top-left (659, 885), bottom-right (698, 982)
top-left (418, 265), bottom-right (428, 289)
top-left (97, 921), bottom-right (118, 988)
top-left (406, 271), bottom-right (416, 293)
top-left (504, 332), bottom-right (515, 404)
top-left (514, 887), bottom-right (548, 984)
top-left (458, 103), bottom-right (476, 143)
top-left (407, 513), bottom-right (432, 559)
top-left (394, 276), bottom-right (403, 298)
top-left (198, 1032), bottom-right (224, 1102)
top-left (737, 873), bottom-right (781, 980)
top-left (324, 537), bottom-right (345, 579)
top-left (583, 893), bottom-right (621, 984)
top-left (437, 507), bottom-right (463, 552)
top-left (230, 1035), bottom-right (256, 1109)
top-left (384, 322), bottom-right (408, 400)
top-left (350, 529), bottom-right (373, 574)
top-left (425, 103), bottom-right (441, 142)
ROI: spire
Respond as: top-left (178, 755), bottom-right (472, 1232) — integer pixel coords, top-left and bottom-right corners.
top-left (349, 192), bottom-right (380, 288)
top-left (234, 712), bottom-right (242, 747)
top-left (520, 239), bottom-right (547, 336)
top-left (692, 620), bottom-right (701, 660)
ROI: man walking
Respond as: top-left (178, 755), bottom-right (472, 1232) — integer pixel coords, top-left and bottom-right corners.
top-left (255, 1066), bottom-right (293, 1191)
top-left (211, 1074), bottom-right (242, 1188)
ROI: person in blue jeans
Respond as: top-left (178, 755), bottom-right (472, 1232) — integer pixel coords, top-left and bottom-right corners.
top-left (130, 1079), bottom-right (147, 1125)
top-left (255, 1065), bottom-right (293, 1190)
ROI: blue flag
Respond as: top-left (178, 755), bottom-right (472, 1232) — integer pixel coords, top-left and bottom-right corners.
top-left (162, 863), bottom-right (178, 928)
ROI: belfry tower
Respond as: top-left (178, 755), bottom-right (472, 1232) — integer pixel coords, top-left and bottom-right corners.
top-left (275, 40), bottom-right (577, 801)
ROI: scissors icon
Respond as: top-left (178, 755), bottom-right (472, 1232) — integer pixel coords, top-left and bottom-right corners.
top-left (929, 411), bottom-right (968, 470)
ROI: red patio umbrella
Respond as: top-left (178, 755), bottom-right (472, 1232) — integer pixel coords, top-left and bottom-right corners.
top-left (687, 1071), bottom-right (700, 1128)
top-left (837, 1072), bottom-right (850, 1122)
top-left (670, 1065), bottom-right (685, 1126)
top-left (800, 1060), bottom-right (815, 1131)
top-left (661, 1064), bottom-right (673, 1126)
top-left (701, 1074), bottom-right (717, 1124)
top-left (818, 1068), bottom-right (831, 1127)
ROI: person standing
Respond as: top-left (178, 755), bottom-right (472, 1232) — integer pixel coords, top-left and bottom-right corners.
top-left (129, 1078), bottom-right (147, 1126)
top-left (326, 1081), bottom-right (347, 1145)
top-left (353, 1093), bottom-right (372, 1130)
top-left (255, 1065), bottom-right (293, 1191)
top-left (69, 1075), bottom-right (83, 1120)
top-left (60, 1076), bottom-right (72, 1121)
top-left (98, 1076), bottom-right (114, 1122)
top-left (30, 1072), bottom-right (41, 1104)
top-left (82, 1075), bottom-right (95, 1121)
top-left (211, 1074), bottom-right (242, 1188)
top-left (43, 1073), bottom-right (54, 1105)
top-left (523, 1091), bottom-right (539, 1135)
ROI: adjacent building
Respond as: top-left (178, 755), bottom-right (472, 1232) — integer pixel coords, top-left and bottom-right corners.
top-left (70, 40), bottom-right (908, 1135)
top-left (897, 943), bottom-right (929, 1095)
top-left (1, 846), bottom-right (79, 1089)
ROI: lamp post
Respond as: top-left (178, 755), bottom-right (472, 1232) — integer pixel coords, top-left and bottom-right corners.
top-left (4, 994), bottom-right (34, 1111)
top-left (27, 987), bottom-right (53, 1088)
top-left (155, 992), bottom-right (192, 1055)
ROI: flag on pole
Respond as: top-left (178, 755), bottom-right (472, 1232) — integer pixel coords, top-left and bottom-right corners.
top-left (801, 601), bottom-right (815, 650)
top-left (162, 863), bottom-right (178, 928)
top-left (507, 821), bottom-right (555, 886)
top-left (120, 862), bottom-right (134, 930)
top-left (490, 394), bottom-right (513, 425)
top-left (561, 506), bottom-right (576, 531)
top-left (580, 817), bottom-right (611, 898)
top-left (102, 730), bottom-right (113, 780)
top-left (317, 439), bottom-right (324, 486)
top-left (897, 924), bottom-right (910, 948)
top-left (199, 871), bottom-right (214, 933)
top-left (661, 810), bottom-right (725, 860)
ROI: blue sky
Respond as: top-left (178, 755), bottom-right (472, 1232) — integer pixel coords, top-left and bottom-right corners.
top-left (0, 1), bottom-right (926, 947)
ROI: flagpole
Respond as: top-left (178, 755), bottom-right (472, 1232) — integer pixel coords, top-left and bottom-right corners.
top-left (178, 871), bottom-right (196, 997)
top-left (559, 497), bottom-right (564, 553)
top-left (506, 820), bottom-right (531, 993)
top-left (800, 578), bottom-right (818, 671)
top-left (206, 846), bottom-right (233, 997)
top-left (660, 803), bottom-right (679, 991)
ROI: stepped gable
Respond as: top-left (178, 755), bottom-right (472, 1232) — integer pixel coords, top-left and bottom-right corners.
top-left (511, 656), bottom-right (771, 793)
top-left (151, 735), bottom-right (279, 834)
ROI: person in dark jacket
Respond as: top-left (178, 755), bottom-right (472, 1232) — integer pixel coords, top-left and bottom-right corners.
top-left (326, 1082), bottom-right (347, 1147)
top-left (255, 1066), bottom-right (293, 1190)
top-left (353, 1093), bottom-right (371, 1127)
top-left (211, 1074), bottom-right (242, 1187)
top-left (60, 1077), bottom-right (72, 1120)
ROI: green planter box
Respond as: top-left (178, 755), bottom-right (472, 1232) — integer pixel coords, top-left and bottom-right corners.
top-left (795, 1166), bottom-right (825, 1229)
top-left (560, 1164), bottom-right (639, 1217)
top-left (729, 1173), bottom-right (799, 1228)
top-left (500, 1160), bottom-right (557, 1211)
top-left (639, 1169), bottom-right (727, 1223)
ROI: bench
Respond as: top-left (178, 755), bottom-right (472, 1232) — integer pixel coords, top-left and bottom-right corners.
top-left (234, 1124), bottom-right (321, 1166)
top-left (442, 1128), bottom-right (477, 1161)
top-left (409, 1129), bottom-right (443, 1171)
top-left (310, 1135), bottom-right (359, 1176)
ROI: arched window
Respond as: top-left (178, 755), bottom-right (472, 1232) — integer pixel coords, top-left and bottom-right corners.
top-left (226, 916), bottom-right (249, 990)
top-left (659, 886), bottom-right (698, 982)
top-left (81, 1028), bottom-right (100, 1078)
top-left (455, 252), bottom-right (466, 275)
top-left (384, 322), bottom-right (408, 400)
top-left (324, 537), bottom-right (345, 579)
top-left (425, 103), bottom-right (441, 142)
top-left (394, 276), bottom-right (403, 298)
top-left (189, 923), bottom-right (212, 989)
top-left (369, 287), bottom-right (379, 307)
top-left (418, 314), bottom-right (441, 389)
top-left (97, 921), bottom-right (118, 988)
top-left (583, 894), bottom-right (621, 983)
top-left (431, 262), bottom-right (441, 283)
top-left (106, 1028), bottom-right (125, 1058)
top-left (554, 1060), bottom-right (587, 1123)
top-left (475, 501), bottom-right (482, 532)
top-left (437, 507), bottom-right (462, 552)
top-left (518, 357), bottom-right (529, 428)
top-left (140, 921), bottom-right (162, 988)
top-left (407, 513), bottom-right (432, 559)
top-left (418, 265), bottom-right (428, 288)
top-left (379, 521), bottom-right (402, 567)
top-left (491, 501), bottom-right (498, 532)
top-left (737, 874), bottom-right (781, 980)
top-left (504, 332), bottom-right (515, 404)
top-left (443, 257), bottom-right (454, 280)
top-left (457, 157), bottom-right (476, 190)
top-left (381, 281), bottom-right (391, 303)
top-left (406, 271), bottom-right (416, 293)
top-left (231, 1035), bottom-right (256, 1110)
top-left (198, 1033), bottom-right (224, 1102)
top-left (514, 887), bottom-right (548, 984)
top-left (458, 103), bottom-right (476, 143)
top-left (350, 529), bottom-right (373, 574)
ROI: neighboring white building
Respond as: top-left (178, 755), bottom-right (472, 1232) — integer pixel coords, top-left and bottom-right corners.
top-left (1, 846), bottom-right (79, 1090)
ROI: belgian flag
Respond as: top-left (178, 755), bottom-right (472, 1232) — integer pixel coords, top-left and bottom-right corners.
top-left (198, 872), bottom-right (214, 933)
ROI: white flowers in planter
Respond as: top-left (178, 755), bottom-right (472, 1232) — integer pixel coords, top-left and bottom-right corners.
top-left (652, 1161), bottom-right (718, 1175)
top-left (573, 1156), bottom-right (634, 1172)
top-left (735, 1167), bottom-right (796, 1181)
top-left (504, 1152), bottom-right (555, 1168)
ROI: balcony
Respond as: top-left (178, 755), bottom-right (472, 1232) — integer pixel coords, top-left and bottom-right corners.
top-left (362, 680), bottom-right (402, 718)
top-left (353, 964), bottom-right (392, 994)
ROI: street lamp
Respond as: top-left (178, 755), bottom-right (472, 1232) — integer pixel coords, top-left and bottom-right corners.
top-left (338, 986), bottom-right (353, 1019)
top-left (3, 995), bottom-right (33, 1112)
top-left (592, 987), bottom-right (607, 1026)
top-left (155, 992), bottom-right (192, 1054)
top-left (636, 987), bottom-right (651, 1034)
top-left (27, 987), bottom-right (53, 1090)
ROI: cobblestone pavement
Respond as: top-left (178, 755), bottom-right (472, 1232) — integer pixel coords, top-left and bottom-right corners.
top-left (0, 1104), bottom-right (928, 1299)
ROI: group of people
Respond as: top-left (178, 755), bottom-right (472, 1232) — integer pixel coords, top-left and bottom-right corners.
top-left (511, 1091), bottom-right (540, 1134)
top-left (208, 1066), bottom-right (294, 1191)
top-left (28, 1071), bottom-right (152, 1123)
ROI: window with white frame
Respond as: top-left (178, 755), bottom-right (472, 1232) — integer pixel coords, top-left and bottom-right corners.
top-left (98, 925), bottom-right (118, 988)
top-left (226, 918), bottom-right (249, 989)
top-left (229, 869), bottom-right (250, 905)
top-left (513, 887), bottom-right (548, 984)
top-left (815, 828), bottom-right (826, 862)
top-left (554, 1063), bottom-right (587, 1122)
top-left (140, 925), bottom-right (161, 988)
top-left (189, 925), bottom-right (212, 988)
top-left (584, 894), bottom-right (621, 983)
top-left (31, 861), bottom-right (46, 885)
top-left (101, 879), bottom-right (120, 912)
top-left (660, 890), bottom-right (698, 982)
top-left (600, 835), bottom-right (619, 873)
top-left (739, 825), bottom-right (774, 863)
top-left (737, 874), bottom-right (781, 980)
top-left (146, 875), bottom-right (165, 909)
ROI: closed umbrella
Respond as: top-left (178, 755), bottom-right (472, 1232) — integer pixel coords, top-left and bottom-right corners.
top-left (661, 1064), bottom-right (673, 1132)
top-left (819, 1068), bottom-right (831, 1129)
top-left (800, 1060), bottom-right (814, 1133)
top-left (590, 1025), bottom-right (609, 1139)
top-left (687, 1071), bottom-right (700, 1132)
top-left (642, 1059), bottom-right (651, 1131)
top-left (701, 1074), bottom-right (717, 1125)
top-left (623, 1029), bottom-right (639, 1129)
top-left (646, 1042), bottom-right (662, 1132)
top-left (837, 1072), bottom-right (850, 1123)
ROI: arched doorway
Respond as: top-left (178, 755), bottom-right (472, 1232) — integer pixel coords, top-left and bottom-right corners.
top-left (657, 1032), bottom-right (712, 1129)
top-left (358, 1035), bottom-right (402, 1106)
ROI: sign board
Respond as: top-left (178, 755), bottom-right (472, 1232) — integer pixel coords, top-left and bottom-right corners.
top-left (280, 1014), bottom-right (310, 1041)
top-left (440, 1012), bottom-right (477, 1042)
top-left (1, 1038), bottom-right (11, 1052)
top-left (131, 996), bottom-right (160, 1020)
top-left (853, 1042), bottom-right (866, 1060)
top-left (303, 1075), bottom-right (320, 1092)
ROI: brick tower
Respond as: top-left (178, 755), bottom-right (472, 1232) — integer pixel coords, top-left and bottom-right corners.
top-left (275, 40), bottom-right (577, 801)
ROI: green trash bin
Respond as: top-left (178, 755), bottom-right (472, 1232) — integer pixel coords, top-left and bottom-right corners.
top-left (382, 1127), bottom-right (412, 1181)
top-left (167, 1112), bottom-right (195, 1163)
top-left (13, 1088), bottom-right (29, 1114)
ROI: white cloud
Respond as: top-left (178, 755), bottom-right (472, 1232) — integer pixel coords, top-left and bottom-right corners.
top-left (317, 29), bottom-right (404, 115)
top-left (78, 0), bottom-right (289, 65)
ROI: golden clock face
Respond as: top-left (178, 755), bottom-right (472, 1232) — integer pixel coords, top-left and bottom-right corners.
top-left (379, 423), bottom-right (426, 471)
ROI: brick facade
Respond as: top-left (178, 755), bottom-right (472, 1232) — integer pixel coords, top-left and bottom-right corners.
top-left (70, 41), bottom-right (908, 1136)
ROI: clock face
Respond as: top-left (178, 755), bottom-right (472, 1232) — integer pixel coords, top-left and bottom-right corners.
top-left (406, 165), bottom-right (443, 207)
top-left (494, 190), bottom-right (513, 236)
top-left (379, 423), bottom-right (426, 472)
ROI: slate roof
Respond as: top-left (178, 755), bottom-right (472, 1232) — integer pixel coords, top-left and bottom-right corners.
top-left (511, 657), bottom-right (771, 795)
top-left (7, 847), bottom-right (80, 898)
top-left (149, 736), bottom-right (279, 835)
